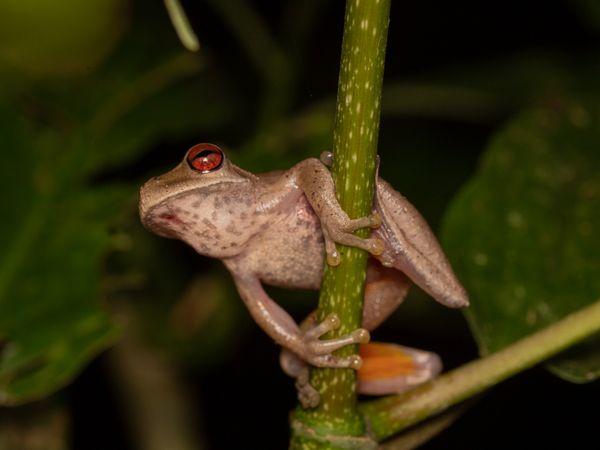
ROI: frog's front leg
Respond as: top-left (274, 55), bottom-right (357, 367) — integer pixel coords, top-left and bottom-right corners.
top-left (281, 260), bottom-right (442, 406)
top-left (225, 264), bottom-right (370, 369)
top-left (293, 158), bottom-right (383, 266)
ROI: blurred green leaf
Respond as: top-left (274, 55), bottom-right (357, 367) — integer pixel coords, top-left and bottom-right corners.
top-left (0, 107), bottom-right (124, 404)
top-left (0, 9), bottom-right (236, 402)
top-left (83, 51), bottom-right (234, 174)
top-left (113, 224), bottom-right (246, 368)
top-left (441, 100), bottom-right (600, 383)
top-left (0, 0), bottom-right (128, 78)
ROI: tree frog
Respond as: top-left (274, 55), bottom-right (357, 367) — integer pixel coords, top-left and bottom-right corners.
top-left (139, 143), bottom-right (468, 407)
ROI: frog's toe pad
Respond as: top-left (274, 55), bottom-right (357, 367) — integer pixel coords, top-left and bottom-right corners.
top-left (357, 342), bottom-right (442, 396)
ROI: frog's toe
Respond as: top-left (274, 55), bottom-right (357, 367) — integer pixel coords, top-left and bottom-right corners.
top-left (368, 238), bottom-right (385, 255)
top-left (344, 214), bottom-right (381, 232)
top-left (319, 151), bottom-right (334, 167)
top-left (297, 382), bottom-right (320, 408)
top-left (295, 367), bottom-right (320, 408)
top-left (322, 215), bottom-right (384, 265)
top-left (300, 314), bottom-right (369, 368)
top-left (369, 212), bottom-right (382, 228)
top-left (310, 354), bottom-right (363, 370)
top-left (324, 240), bottom-right (341, 266)
top-left (304, 313), bottom-right (340, 341)
top-left (306, 326), bottom-right (370, 356)
top-left (292, 353), bottom-right (363, 407)
top-left (328, 230), bottom-right (386, 257)
top-left (280, 349), bottom-right (322, 408)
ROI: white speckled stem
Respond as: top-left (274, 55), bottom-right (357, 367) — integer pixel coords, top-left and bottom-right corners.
top-left (291, 0), bottom-right (391, 448)
top-left (361, 298), bottom-right (600, 441)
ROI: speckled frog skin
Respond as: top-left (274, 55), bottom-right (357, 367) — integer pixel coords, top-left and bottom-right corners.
top-left (140, 143), bottom-right (468, 407)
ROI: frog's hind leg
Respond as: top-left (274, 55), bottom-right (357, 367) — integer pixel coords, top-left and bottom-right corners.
top-left (372, 177), bottom-right (469, 308)
top-left (362, 258), bottom-right (410, 330)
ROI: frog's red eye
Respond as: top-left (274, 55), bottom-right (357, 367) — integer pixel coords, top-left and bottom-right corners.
top-left (186, 143), bottom-right (224, 173)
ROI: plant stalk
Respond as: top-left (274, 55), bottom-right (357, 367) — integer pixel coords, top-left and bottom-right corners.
top-left (290, 0), bottom-right (391, 448)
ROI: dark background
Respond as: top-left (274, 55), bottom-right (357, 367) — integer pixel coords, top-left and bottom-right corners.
top-left (2, 0), bottom-right (598, 448)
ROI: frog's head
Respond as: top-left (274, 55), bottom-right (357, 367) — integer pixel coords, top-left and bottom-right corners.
top-left (139, 143), bottom-right (255, 239)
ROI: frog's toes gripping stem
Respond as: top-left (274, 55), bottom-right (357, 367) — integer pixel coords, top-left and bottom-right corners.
top-left (298, 155), bottom-right (384, 265)
top-left (325, 240), bottom-right (342, 266)
top-left (295, 366), bottom-right (320, 408)
top-left (280, 349), bottom-right (320, 408)
top-left (344, 213), bottom-right (382, 231)
top-left (368, 212), bottom-right (383, 229)
top-left (300, 313), bottom-right (370, 369)
top-left (323, 224), bottom-right (385, 267)
top-left (283, 314), bottom-right (370, 408)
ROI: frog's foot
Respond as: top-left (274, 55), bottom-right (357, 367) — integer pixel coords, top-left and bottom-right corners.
top-left (280, 349), bottom-right (320, 408)
top-left (281, 314), bottom-right (370, 408)
top-left (323, 225), bottom-right (384, 266)
top-left (295, 366), bottom-right (320, 408)
top-left (300, 313), bottom-right (370, 369)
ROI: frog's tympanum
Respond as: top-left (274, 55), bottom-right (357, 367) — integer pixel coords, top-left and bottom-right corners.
top-left (139, 143), bottom-right (468, 407)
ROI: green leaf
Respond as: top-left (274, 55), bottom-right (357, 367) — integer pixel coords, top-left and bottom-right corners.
top-left (84, 52), bottom-right (233, 174)
top-left (0, 0), bottom-right (128, 78)
top-left (0, 112), bottom-right (122, 404)
top-left (0, 10), bottom-right (235, 403)
top-left (441, 100), bottom-right (600, 383)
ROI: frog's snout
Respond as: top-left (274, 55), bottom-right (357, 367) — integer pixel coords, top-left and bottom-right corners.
top-left (139, 173), bottom-right (189, 239)
top-left (138, 176), bottom-right (163, 224)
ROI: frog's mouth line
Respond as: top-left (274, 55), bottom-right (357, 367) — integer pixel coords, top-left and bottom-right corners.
top-left (141, 204), bottom-right (187, 239)
top-left (158, 212), bottom-right (186, 226)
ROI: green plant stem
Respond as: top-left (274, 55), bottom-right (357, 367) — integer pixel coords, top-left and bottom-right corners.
top-left (290, 0), bottom-right (390, 448)
top-left (360, 298), bottom-right (600, 441)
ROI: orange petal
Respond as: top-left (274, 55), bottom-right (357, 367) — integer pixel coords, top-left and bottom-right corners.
top-left (358, 342), bottom-right (417, 381)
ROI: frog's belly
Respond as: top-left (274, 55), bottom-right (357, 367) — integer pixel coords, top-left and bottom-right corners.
top-left (243, 202), bottom-right (325, 290)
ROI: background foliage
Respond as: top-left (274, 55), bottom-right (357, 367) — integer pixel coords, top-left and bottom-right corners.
top-left (0, 0), bottom-right (598, 449)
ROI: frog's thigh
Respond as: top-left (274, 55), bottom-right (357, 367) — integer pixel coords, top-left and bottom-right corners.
top-left (362, 258), bottom-right (411, 331)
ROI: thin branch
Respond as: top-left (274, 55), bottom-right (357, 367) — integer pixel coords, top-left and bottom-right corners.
top-left (164, 0), bottom-right (200, 52)
top-left (361, 298), bottom-right (600, 441)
